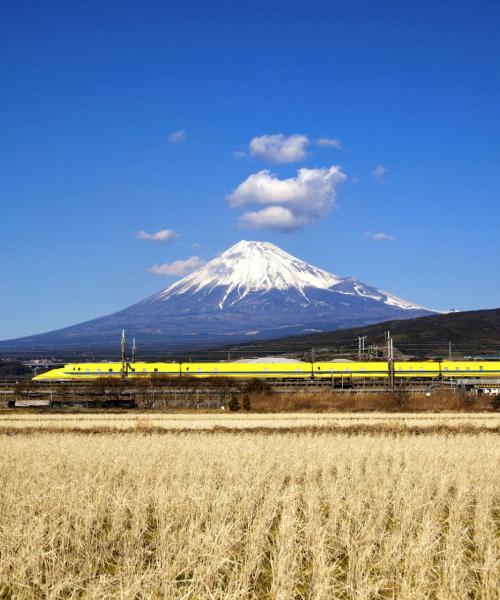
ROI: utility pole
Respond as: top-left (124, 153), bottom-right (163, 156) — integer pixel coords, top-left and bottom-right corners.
top-left (448, 342), bottom-right (452, 361)
top-left (358, 336), bottom-right (367, 359)
top-left (121, 329), bottom-right (126, 379)
top-left (132, 338), bottom-right (137, 363)
top-left (387, 330), bottom-right (395, 390)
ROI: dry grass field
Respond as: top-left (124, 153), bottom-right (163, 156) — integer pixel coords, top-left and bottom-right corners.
top-left (0, 415), bottom-right (499, 598)
top-left (1, 411), bottom-right (500, 433)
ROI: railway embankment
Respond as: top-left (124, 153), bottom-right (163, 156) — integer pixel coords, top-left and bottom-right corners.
top-left (1, 378), bottom-right (498, 411)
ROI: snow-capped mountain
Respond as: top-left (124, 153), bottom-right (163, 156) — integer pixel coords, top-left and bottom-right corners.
top-left (1, 241), bottom-right (434, 351)
top-left (154, 241), bottom-right (425, 312)
top-left (156, 241), bottom-right (343, 308)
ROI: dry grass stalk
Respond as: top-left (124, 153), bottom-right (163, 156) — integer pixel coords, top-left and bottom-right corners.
top-left (0, 430), bottom-right (498, 598)
top-left (0, 423), bottom-right (499, 436)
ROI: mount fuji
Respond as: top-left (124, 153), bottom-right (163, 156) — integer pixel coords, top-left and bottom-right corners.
top-left (1, 241), bottom-right (434, 351)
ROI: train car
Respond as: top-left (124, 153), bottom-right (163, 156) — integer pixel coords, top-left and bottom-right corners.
top-left (33, 366), bottom-right (72, 381)
top-left (126, 362), bottom-right (181, 377)
top-left (313, 362), bottom-right (388, 379)
top-left (440, 361), bottom-right (500, 378)
top-left (394, 361), bottom-right (441, 378)
top-left (34, 361), bottom-right (181, 380)
top-left (181, 361), bottom-right (312, 379)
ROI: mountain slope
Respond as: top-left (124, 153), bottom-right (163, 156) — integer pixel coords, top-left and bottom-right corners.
top-left (0, 241), bottom-right (434, 351)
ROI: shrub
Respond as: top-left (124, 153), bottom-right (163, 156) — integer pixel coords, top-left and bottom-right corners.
top-left (228, 395), bottom-right (241, 412)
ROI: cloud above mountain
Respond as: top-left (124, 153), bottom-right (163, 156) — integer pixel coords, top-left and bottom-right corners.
top-left (227, 166), bottom-right (346, 232)
top-left (364, 231), bottom-right (395, 241)
top-left (238, 206), bottom-right (308, 231)
top-left (242, 133), bottom-right (344, 163)
top-left (149, 256), bottom-right (205, 276)
top-left (315, 137), bottom-right (342, 148)
top-left (249, 134), bottom-right (309, 163)
top-left (168, 129), bottom-right (187, 143)
top-left (135, 228), bottom-right (177, 243)
top-left (372, 164), bottom-right (388, 180)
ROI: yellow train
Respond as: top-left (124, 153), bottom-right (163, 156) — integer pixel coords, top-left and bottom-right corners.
top-left (33, 360), bottom-right (500, 381)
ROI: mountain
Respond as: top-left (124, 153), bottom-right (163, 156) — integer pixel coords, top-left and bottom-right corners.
top-left (0, 240), bottom-right (434, 352)
top-left (214, 308), bottom-right (500, 360)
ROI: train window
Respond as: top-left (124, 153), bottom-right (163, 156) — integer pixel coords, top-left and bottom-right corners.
top-left (142, 368), bottom-right (147, 372)
top-left (186, 367), bottom-right (189, 371)
top-left (109, 369), bottom-right (113, 372)
top-left (198, 368), bottom-right (202, 372)
top-left (317, 366), bottom-right (321, 370)
top-left (480, 366), bottom-right (483, 370)
top-left (444, 367), bottom-right (449, 370)
top-left (97, 368), bottom-right (101, 372)
top-left (456, 367), bottom-right (460, 370)
top-left (466, 367), bottom-right (470, 370)
top-left (78, 368), bottom-right (81, 371)
top-left (154, 368), bottom-right (158, 372)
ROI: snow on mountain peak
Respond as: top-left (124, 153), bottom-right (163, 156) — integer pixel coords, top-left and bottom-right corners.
top-left (158, 240), bottom-right (342, 307)
top-left (155, 240), bottom-right (427, 311)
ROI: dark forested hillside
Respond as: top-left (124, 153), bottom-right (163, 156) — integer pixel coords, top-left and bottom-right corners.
top-left (214, 308), bottom-right (500, 360)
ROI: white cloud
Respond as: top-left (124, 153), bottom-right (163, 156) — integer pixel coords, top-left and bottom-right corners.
top-left (168, 129), bottom-right (187, 143)
top-left (315, 137), bottom-right (342, 149)
top-left (149, 256), bottom-right (204, 276)
top-left (227, 166), bottom-right (346, 232)
top-left (364, 231), bottom-right (395, 241)
top-left (372, 164), bottom-right (387, 180)
top-left (238, 206), bottom-right (307, 232)
top-left (249, 134), bottom-right (309, 163)
top-left (135, 229), bottom-right (177, 243)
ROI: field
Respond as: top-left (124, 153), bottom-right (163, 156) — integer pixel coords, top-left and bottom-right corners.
top-left (0, 413), bottom-right (499, 598)
top-left (1, 411), bottom-right (500, 433)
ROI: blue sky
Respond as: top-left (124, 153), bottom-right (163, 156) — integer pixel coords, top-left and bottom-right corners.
top-left (1, 0), bottom-right (499, 339)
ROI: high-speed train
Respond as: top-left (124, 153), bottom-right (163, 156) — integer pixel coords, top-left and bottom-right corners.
top-left (33, 360), bottom-right (500, 381)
